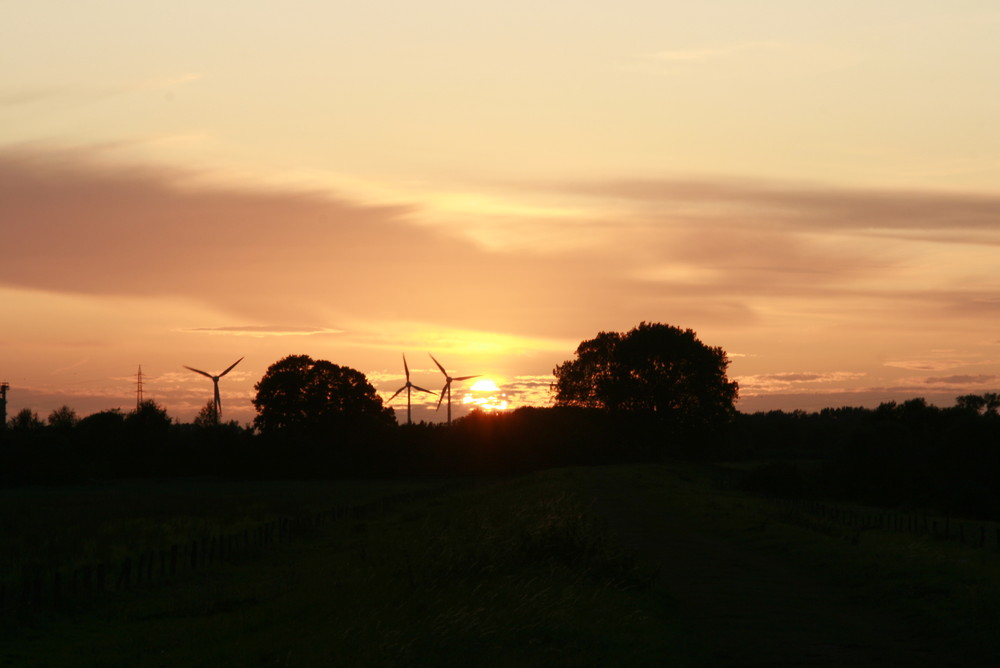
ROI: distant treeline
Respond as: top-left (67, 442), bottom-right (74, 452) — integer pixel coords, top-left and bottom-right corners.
top-left (728, 396), bottom-right (1000, 520)
top-left (3, 395), bottom-right (1000, 520)
top-left (0, 405), bottom-right (672, 483)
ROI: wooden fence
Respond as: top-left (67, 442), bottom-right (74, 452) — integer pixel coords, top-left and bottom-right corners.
top-left (765, 496), bottom-right (1000, 550)
top-left (1, 492), bottom-right (417, 617)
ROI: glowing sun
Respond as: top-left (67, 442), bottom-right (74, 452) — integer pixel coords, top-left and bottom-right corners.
top-left (462, 378), bottom-right (509, 411)
top-left (470, 379), bottom-right (500, 392)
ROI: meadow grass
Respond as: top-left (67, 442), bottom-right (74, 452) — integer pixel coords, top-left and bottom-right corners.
top-left (749, 495), bottom-right (1000, 651)
top-left (575, 462), bottom-right (1000, 661)
top-left (0, 477), bottom-right (445, 588)
top-left (10, 461), bottom-right (998, 666)
top-left (2, 469), bottom-right (686, 667)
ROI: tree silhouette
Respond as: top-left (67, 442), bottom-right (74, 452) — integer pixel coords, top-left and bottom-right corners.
top-left (77, 409), bottom-right (126, 443)
top-left (9, 408), bottom-right (43, 431)
top-left (954, 393), bottom-right (1000, 416)
top-left (193, 400), bottom-right (219, 428)
top-left (47, 405), bottom-right (79, 429)
top-left (956, 394), bottom-right (988, 414)
top-left (252, 354), bottom-right (395, 437)
top-left (553, 322), bottom-right (738, 430)
top-left (126, 399), bottom-right (172, 435)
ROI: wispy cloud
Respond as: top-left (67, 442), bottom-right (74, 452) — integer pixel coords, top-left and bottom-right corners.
top-left (920, 374), bottom-right (998, 386)
top-left (5, 144), bottom-right (999, 371)
top-left (133, 73), bottom-right (202, 91)
top-left (503, 375), bottom-right (556, 408)
top-left (0, 73), bottom-right (200, 110)
top-left (0, 86), bottom-right (70, 107)
top-left (737, 371), bottom-right (867, 395)
top-left (0, 146), bottom-right (612, 341)
top-left (182, 325), bottom-right (344, 337)
top-left (644, 41), bottom-right (782, 62)
top-left (558, 178), bottom-right (1000, 241)
top-left (48, 359), bottom-right (91, 376)
top-left (884, 358), bottom-right (997, 371)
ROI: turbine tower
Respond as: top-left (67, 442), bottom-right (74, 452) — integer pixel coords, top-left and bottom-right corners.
top-left (387, 354), bottom-right (435, 425)
top-left (430, 354), bottom-right (479, 425)
top-left (184, 357), bottom-right (243, 424)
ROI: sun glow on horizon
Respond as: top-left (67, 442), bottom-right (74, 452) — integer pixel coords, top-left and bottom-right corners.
top-left (462, 378), bottom-right (509, 412)
top-left (470, 379), bottom-right (499, 392)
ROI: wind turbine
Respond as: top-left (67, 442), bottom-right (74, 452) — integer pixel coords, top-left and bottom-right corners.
top-left (184, 357), bottom-right (243, 424)
top-left (387, 354), bottom-right (436, 425)
top-left (430, 354), bottom-right (479, 425)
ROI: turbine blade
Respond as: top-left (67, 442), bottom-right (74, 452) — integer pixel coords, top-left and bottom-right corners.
top-left (219, 356), bottom-right (244, 377)
top-left (429, 353), bottom-right (447, 376)
top-left (387, 386), bottom-right (406, 402)
top-left (184, 366), bottom-right (213, 379)
top-left (403, 353), bottom-right (410, 380)
top-left (214, 382), bottom-right (221, 407)
top-left (454, 375), bottom-right (479, 382)
top-left (436, 388), bottom-right (445, 410)
top-left (412, 385), bottom-right (436, 395)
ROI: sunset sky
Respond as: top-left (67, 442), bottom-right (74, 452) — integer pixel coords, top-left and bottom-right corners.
top-left (3, 1), bottom-right (999, 425)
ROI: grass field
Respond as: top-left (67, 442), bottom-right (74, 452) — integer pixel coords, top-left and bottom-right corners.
top-left (0, 477), bottom-right (449, 590)
top-left (5, 463), bottom-right (1000, 666)
top-left (1, 470), bottom-right (684, 667)
top-left (580, 462), bottom-right (1000, 666)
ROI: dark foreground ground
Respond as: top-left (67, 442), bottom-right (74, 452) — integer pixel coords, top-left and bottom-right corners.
top-left (5, 464), bottom-right (999, 666)
top-left (582, 465), bottom-right (997, 667)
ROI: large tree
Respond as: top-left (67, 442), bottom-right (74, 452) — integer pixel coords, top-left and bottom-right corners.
top-left (252, 354), bottom-right (395, 436)
top-left (552, 322), bottom-right (738, 429)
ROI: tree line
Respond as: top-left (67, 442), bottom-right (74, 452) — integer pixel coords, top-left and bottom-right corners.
top-left (0, 324), bottom-right (736, 480)
top-left (2, 322), bottom-right (999, 523)
top-left (729, 396), bottom-right (1000, 520)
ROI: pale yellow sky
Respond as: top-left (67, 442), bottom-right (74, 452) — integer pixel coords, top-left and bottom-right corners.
top-left (2, 1), bottom-right (999, 423)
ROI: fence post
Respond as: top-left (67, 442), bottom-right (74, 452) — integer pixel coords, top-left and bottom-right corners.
top-left (52, 572), bottom-right (61, 607)
top-left (117, 559), bottom-right (132, 590)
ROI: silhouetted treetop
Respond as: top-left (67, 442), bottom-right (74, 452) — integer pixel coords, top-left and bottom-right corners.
top-left (126, 400), bottom-right (172, 434)
top-left (552, 322), bottom-right (738, 429)
top-left (955, 392), bottom-right (1000, 415)
top-left (194, 400), bottom-right (220, 428)
top-left (47, 405), bottom-right (79, 429)
top-left (252, 354), bottom-right (395, 437)
top-left (9, 408), bottom-right (43, 431)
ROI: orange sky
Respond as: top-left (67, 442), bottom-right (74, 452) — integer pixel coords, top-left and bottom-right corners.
top-left (2, 2), bottom-right (999, 424)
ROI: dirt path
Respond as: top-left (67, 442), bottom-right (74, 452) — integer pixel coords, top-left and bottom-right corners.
top-left (579, 467), bottom-right (973, 667)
